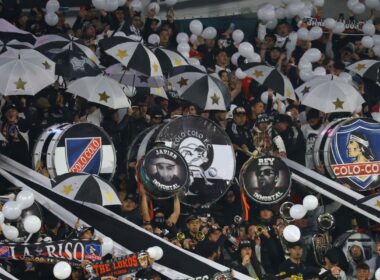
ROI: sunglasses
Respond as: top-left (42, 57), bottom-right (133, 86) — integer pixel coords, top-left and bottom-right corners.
top-left (258, 169), bottom-right (275, 176)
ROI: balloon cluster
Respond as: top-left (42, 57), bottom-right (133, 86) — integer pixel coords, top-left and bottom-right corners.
top-left (1, 190), bottom-right (41, 242)
top-left (348, 0), bottom-right (380, 14)
top-left (297, 26), bottom-right (323, 41)
top-left (297, 48), bottom-right (326, 82)
top-left (92, 0), bottom-right (128, 11)
top-left (282, 195), bottom-right (319, 243)
top-left (45, 0), bottom-right (60, 26)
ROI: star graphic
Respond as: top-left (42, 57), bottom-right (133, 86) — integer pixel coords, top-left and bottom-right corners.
top-left (62, 185), bottom-right (74, 195)
top-left (138, 75), bottom-right (149, 83)
top-left (104, 192), bottom-right (114, 202)
top-left (177, 76), bottom-right (188, 88)
top-left (155, 88), bottom-right (162, 94)
top-left (14, 77), bottom-right (27, 90)
top-left (301, 86), bottom-right (310, 95)
top-left (355, 63), bottom-right (366, 71)
top-left (333, 98), bottom-right (344, 109)
top-left (116, 49), bottom-right (128, 59)
top-left (375, 200), bottom-right (380, 208)
top-left (173, 58), bottom-right (183, 66)
top-left (211, 93), bottom-right (220, 105)
top-left (253, 70), bottom-right (264, 78)
top-left (99, 91), bottom-right (110, 103)
top-left (152, 63), bottom-right (159, 73)
top-left (70, 57), bottom-right (85, 70)
top-left (42, 61), bottom-right (51, 70)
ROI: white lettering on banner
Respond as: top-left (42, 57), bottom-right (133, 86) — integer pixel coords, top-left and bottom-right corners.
top-left (70, 137), bottom-right (102, 173)
top-left (65, 242), bottom-right (72, 260)
top-left (331, 162), bottom-right (380, 178)
top-left (73, 242), bottom-right (84, 262)
top-left (253, 192), bottom-right (282, 201)
top-left (155, 149), bottom-right (178, 159)
top-left (46, 245), bottom-right (58, 258)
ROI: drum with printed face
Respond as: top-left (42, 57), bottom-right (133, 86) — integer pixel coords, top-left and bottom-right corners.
top-left (33, 123), bottom-right (116, 180)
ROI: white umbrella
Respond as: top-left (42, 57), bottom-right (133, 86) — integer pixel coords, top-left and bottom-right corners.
top-left (297, 75), bottom-right (365, 113)
top-left (0, 49), bottom-right (55, 96)
top-left (67, 75), bottom-right (131, 109)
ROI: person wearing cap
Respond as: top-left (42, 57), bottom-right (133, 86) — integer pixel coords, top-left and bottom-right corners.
top-left (121, 193), bottom-right (142, 225)
top-left (231, 239), bottom-right (264, 279)
top-left (319, 247), bottom-right (349, 280)
top-left (226, 106), bottom-right (255, 172)
top-left (278, 241), bottom-right (308, 279)
top-left (274, 113), bottom-right (306, 165)
top-left (252, 113), bottom-right (286, 157)
top-left (148, 105), bottom-right (164, 125)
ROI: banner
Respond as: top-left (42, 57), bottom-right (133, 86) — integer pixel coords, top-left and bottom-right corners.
top-left (0, 239), bottom-right (102, 266)
top-left (133, 270), bottom-right (233, 280)
top-left (92, 252), bottom-right (147, 277)
top-left (302, 16), bottom-right (365, 35)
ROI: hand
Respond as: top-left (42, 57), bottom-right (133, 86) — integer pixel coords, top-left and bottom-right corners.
top-left (75, 218), bottom-right (81, 230)
top-left (242, 255), bottom-right (250, 266)
top-left (81, 259), bottom-right (92, 267)
top-left (331, 266), bottom-right (341, 278)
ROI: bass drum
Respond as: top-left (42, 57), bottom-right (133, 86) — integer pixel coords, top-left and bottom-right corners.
top-left (155, 115), bottom-right (236, 206)
top-left (33, 123), bottom-right (116, 180)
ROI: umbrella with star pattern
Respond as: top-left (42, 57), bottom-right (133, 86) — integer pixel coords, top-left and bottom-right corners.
top-left (240, 63), bottom-right (296, 100)
top-left (67, 74), bottom-right (131, 109)
top-left (99, 36), bottom-right (163, 77)
top-left (52, 173), bottom-right (121, 206)
top-left (346, 60), bottom-right (380, 84)
top-left (153, 47), bottom-right (188, 77)
top-left (0, 39), bottom-right (34, 53)
top-left (168, 65), bottom-right (230, 110)
top-left (0, 48), bottom-right (55, 96)
top-left (0, 19), bottom-right (36, 45)
top-left (297, 75), bottom-right (365, 113)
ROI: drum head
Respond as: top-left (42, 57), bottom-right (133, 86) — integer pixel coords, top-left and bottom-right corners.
top-left (155, 115), bottom-right (235, 206)
top-left (240, 156), bottom-right (291, 204)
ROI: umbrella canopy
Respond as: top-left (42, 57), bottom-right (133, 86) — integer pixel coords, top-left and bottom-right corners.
top-left (0, 19), bottom-right (36, 45)
top-left (150, 87), bottom-right (168, 99)
top-left (67, 75), bottom-right (131, 109)
top-left (52, 173), bottom-right (121, 206)
top-left (240, 63), bottom-right (296, 100)
top-left (100, 36), bottom-right (163, 77)
top-left (0, 49), bottom-right (55, 96)
top-left (105, 63), bottom-right (165, 88)
top-left (35, 34), bottom-right (100, 65)
top-left (153, 47), bottom-right (188, 76)
top-left (168, 65), bottom-right (230, 110)
top-left (297, 75), bottom-right (365, 113)
top-left (346, 60), bottom-right (380, 84)
top-left (0, 39), bottom-right (34, 53)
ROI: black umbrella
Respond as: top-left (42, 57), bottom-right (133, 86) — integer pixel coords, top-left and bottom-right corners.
top-left (0, 39), bottom-right (33, 53)
top-left (347, 59), bottom-right (380, 84)
top-left (153, 47), bottom-right (188, 77)
top-left (0, 18), bottom-right (36, 45)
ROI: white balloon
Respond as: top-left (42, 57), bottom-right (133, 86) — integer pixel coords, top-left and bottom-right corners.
top-left (102, 237), bottom-right (114, 256)
top-left (374, 35), bottom-right (380, 46)
top-left (362, 36), bottom-right (374, 48)
top-left (177, 43), bottom-right (190, 54)
top-left (2, 201), bottom-right (22, 220)
top-left (283, 225), bottom-right (301, 242)
top-left (105, 0), bottom-right (119, 11)
top-left (0, 212), bottom-right (4, 224)
top-left (297, 28), bottom-right (310, 41)
top-left (313, 0), bottom-right (325, 7)
top-left (247, 53), bottom-right (262, 63)
top-left (235, 68), bottom-right (247, 80)
top-left (339, 72), bottom-right (353, 83)
top-left (258, 4), bottom-right (276, 22)
top-left (46, 0), bottom-right (60, 13)
top-left (352, 3), bottom-right (366, 14)
top-left (362, 22), bottom-right (376, 36)
top-left (45, 12), bottom-right (58, 26)
top-left (287, 1), bottom-right (305, 16)
top-left (309, 26), bottom-right (323, 40)
top-left (189, 34), bottom-right (198, 44)
top-left (299, 70), bottom-right (315, 82)
top-left (92, 0), bottom-right (106, 10)
top-left (347, 0), bottom-right (359, 10)
top-left (232, 29), bottom-right (244, 44)
top-left (299, 59), bottom-right (312, 71)
top-left (189, 20), bottom-right (203, 36)
top-left (16, 190), bottom-right (35, 210)
top-left (365, 0), bottom-right (380, 8)
top-left (373, 45), bottom-right (380, 56)
top-left (238, 42), bottom-right (254, 58)
top-left (202, 27), bottom-right (217, 40)
top-left (260, 91), bottom-right (277, 104)
top-left (3, 225), bottom-right (19, 241)
top-left (118, 0), bottom-right (126, 6)
top-left (275, 7), bottom-right (286, 19)
top-left (147, 246), bottom-right (163, 260)
top-left (130, 0), bottom-right (143, 12)
top-left (303, 195), bottom-right (319, 210)
top-left (148, 2), bottom-right (160, 14)
top-left (231, 52), bottom-right (240, 66)
top-left (23, 215), bottom-right (42, 234)
top-left (333, 22), bottom-right (345, 34)
top-left (188, 57), bottom-right (200, 66)
top-left (290, 204), bottom-right (307, 219)
top-left (165, 0), bottom-right (177, 6)
top-left (375, 268), bottom-right (380, 280)
top-left (324, 18), bottom-right (337, 30)
top-left (176, 32), bottom-right (189, 44)
top-left (313, 66), bottom-right (326, 76)
top-left (53, 261), bottom-right (72, 280)
top-left (148, 33), bottom-right (160, 45)
top-left (266, 19), bottom-right (278, 30)
top-left (298, 7), bottom-right (312, 18)
top-left (304, 48), bottom-right (322, 62)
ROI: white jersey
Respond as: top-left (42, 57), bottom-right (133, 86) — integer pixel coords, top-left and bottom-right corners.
top-left (301, 123), bottom-right (325, 170)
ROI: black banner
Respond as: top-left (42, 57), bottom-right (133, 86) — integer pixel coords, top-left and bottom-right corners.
top-left (302, 16), bottom-right (365, 35)
top-left (0, 239), bottom-right (102, 266)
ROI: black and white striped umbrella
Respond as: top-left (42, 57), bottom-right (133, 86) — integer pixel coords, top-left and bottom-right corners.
top-left (240, 63), bottom-right (296, 100)
top-left (168, 65), bottom-right (230, 110)
top-left (35, 34), bottom-right (100, 65)
top-left (153, 47), bottom-right (188, 76)
top-left (99, 36), bottom-right (163, 77)
top-left (52, 173), bottom-right (121, 206)
top-left (346, 59), bottom-right (380, 84)
top-left (0, 39), bottom-right (34, 53)
top-left (0, 18), bottom-right (36, 45)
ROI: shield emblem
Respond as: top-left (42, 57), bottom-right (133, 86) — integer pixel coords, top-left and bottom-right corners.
top-left (65, 137), bottom-right (102, 174)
